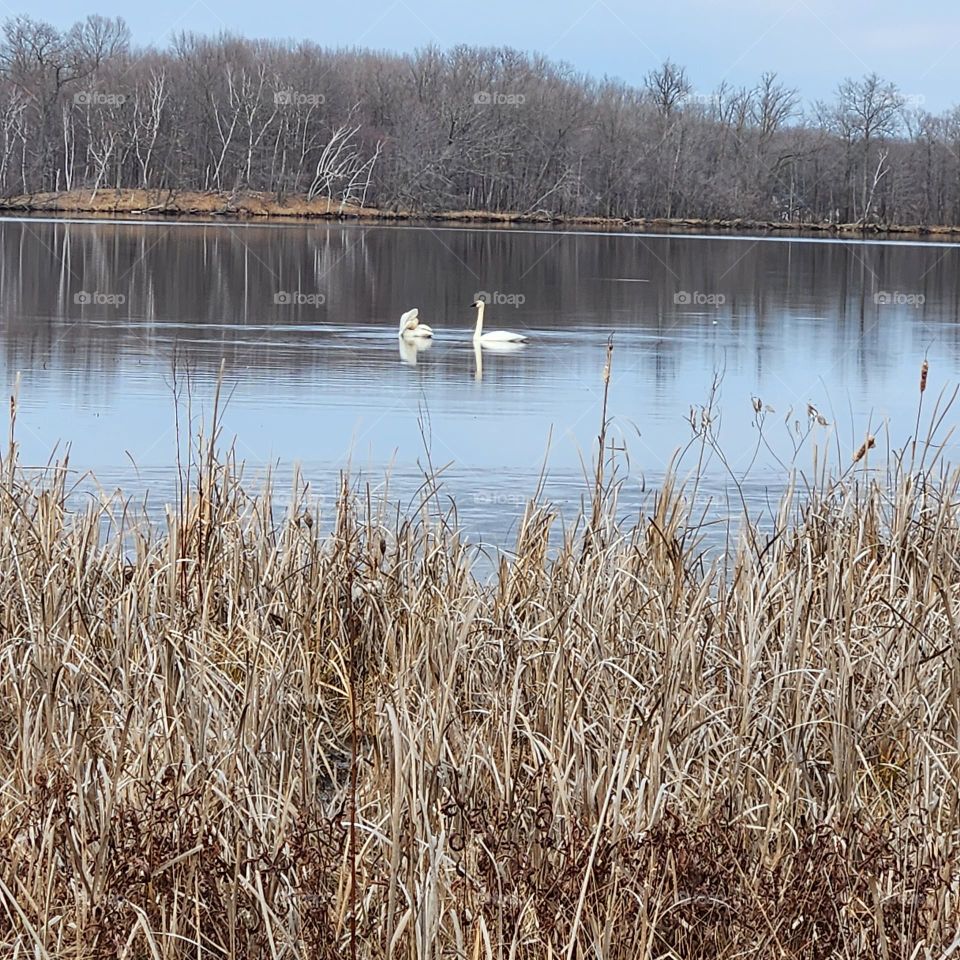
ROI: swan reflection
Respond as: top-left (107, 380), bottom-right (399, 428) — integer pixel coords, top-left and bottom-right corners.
top-left (473, 339), bottom-right (525, 379)
top-left (399, 335), bottom-right (432, 366)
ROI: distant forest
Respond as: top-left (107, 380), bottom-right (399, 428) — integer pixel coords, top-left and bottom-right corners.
top-left (3, 13), bottom-right (960, 225)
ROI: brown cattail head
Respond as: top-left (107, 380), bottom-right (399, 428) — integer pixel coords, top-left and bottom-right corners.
top-left (853, 434), bottom-right (876, 463)
top-left (920, 359), bottom-right (929, 394)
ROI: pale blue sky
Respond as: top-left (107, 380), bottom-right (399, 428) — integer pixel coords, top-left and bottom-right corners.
top-left (29, 0), bottom-right (960, 112)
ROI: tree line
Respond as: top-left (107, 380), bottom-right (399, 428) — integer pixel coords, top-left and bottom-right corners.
top-left (3, 13), bottom-right (960, 225)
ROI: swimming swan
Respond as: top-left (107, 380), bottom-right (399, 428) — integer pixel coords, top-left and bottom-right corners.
top-left (471, 300), bottom-right (528, 344)
top-left (398, 308), bottom-right (433, 338)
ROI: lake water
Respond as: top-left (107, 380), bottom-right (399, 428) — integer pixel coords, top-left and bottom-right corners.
top-left (2, 216), bottom-right (958, 546)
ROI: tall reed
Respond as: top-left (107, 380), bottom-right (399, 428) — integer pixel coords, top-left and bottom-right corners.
top-left (0, 368), bottom-right (958, 958)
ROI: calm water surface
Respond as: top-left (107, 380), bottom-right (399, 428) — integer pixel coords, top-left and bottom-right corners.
top-left (2, 217), bottom-right (959, 545)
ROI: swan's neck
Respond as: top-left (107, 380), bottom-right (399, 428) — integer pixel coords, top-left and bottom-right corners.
top-left (473, 301), bottom-right (484, 339)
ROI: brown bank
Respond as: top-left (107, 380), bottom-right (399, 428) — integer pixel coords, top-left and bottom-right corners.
top-left (4, 187), bottom-right (960, 238)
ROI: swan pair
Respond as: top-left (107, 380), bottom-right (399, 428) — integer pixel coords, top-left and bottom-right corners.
top-left (397, 301), bottom-right (528, 345)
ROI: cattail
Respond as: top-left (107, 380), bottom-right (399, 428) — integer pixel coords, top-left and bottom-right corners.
top-left (920, 359), bottom-right (929, 394)
top-left (853, 434), bottom-right (876, 463)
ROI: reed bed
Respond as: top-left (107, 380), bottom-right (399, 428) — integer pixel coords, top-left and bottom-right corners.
top-left (1, 372), bottom-right (959, 959)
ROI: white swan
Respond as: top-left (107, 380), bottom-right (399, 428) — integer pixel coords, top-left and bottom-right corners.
top-left (398, 307), bottom-right (433, 339)
top-left (471, 300), bottom-right (528, 345)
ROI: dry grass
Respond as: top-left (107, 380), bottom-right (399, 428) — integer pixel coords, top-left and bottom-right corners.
top-left (0, 188), bottom-right (384, 220)
top-left (1, 368), bottom-right (959, 958)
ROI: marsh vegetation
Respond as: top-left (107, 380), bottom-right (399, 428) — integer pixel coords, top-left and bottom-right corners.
top-left (0, 358), bottom-right (958, 958)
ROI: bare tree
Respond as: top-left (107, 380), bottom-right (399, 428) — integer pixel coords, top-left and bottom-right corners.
top-left (820, 73), bottom-right (904, 221)
top-left (644, 59), bottom-right (691, 118)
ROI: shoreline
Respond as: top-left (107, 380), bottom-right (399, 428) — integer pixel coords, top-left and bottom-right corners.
top-left (4, 188), bottom-right (960, 240)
